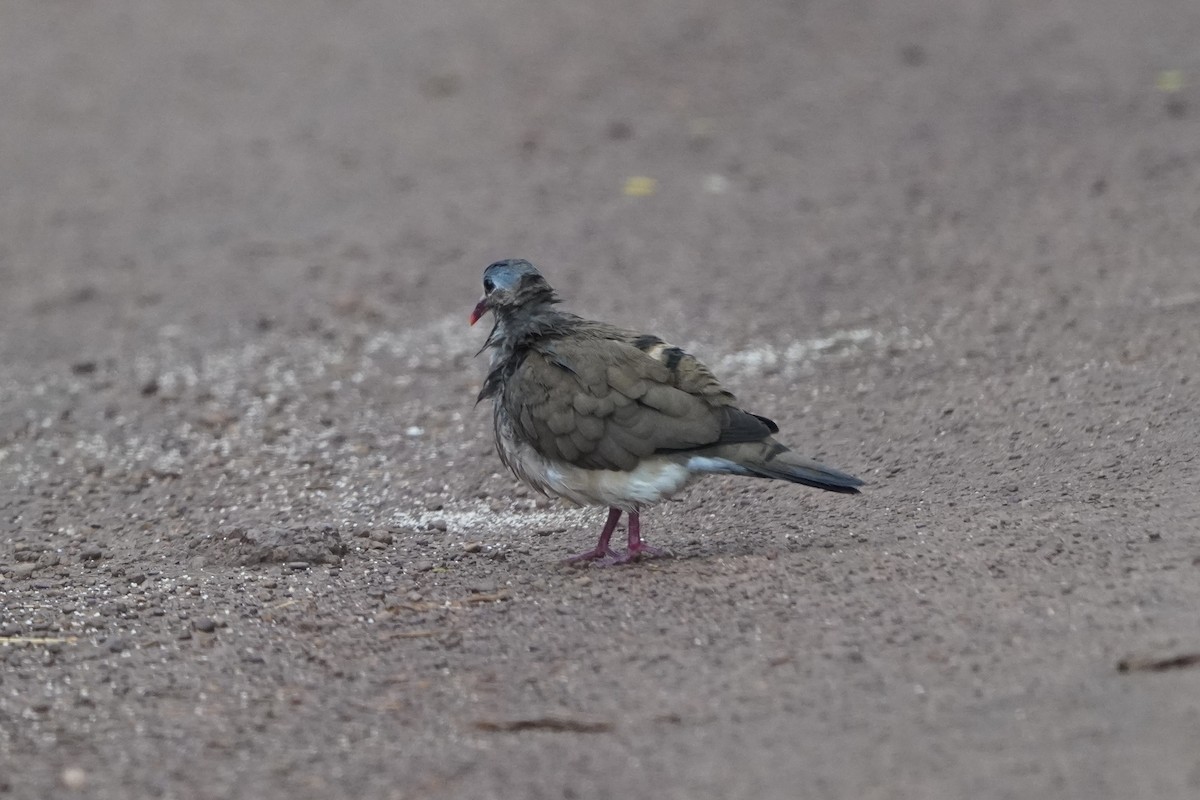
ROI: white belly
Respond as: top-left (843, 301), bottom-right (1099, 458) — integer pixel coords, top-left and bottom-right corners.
top-left (501, 437), bottom-right (698, 510)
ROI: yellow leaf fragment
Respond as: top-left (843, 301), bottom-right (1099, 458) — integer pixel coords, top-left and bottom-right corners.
top-left (623, 176), bottom-right (658, 197)
top-left (1157, 70), bottom-right (1185, 93)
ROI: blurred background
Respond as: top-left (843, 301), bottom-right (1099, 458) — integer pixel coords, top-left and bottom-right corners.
top-left (3, 0), bottom-right (1196, 365)
top-left (3, 2), bottom-right (1200, 798)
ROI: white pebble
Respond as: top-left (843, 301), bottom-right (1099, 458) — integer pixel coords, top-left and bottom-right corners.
top-left (61, 767), bottom-right (88, 791)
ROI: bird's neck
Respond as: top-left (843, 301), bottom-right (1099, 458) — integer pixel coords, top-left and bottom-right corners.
top-left (489, 304), bottom-right (576, 354)
top-left (477, 305), bottom-right (578, 404)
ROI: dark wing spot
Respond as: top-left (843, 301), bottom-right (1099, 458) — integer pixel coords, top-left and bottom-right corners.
top-left (663, 347), bottom-right (685, 371)
top-left (752, 413), bottom-right (780, 434)
top-left (714, 406), bottom-right (777, 444)
top-left (633, 334), bottom-right (663, 351)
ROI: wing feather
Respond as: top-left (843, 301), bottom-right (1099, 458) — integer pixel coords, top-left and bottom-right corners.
top-left (502, 334), bottom-right (766, 470)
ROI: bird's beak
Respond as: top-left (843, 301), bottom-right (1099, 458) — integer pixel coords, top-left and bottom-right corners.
top-left (469, 296), bottom-right (489, 326)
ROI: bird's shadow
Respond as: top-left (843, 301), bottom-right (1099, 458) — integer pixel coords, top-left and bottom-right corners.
top-left (558, 538), bottom-right (823, 571)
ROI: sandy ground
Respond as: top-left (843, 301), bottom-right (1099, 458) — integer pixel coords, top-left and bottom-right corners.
top-left (3, 1), bottom-right (1200, 798)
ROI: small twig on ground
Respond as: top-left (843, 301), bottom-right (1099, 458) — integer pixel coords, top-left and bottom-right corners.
top-left (473, 717), bottom-right (613, 734)
top-left (0, 636), bottom-right (79, 646)
top-left (1117, 652), bottom-right (1200, 673)
top-left (391, 629), bottom-right (446, 639)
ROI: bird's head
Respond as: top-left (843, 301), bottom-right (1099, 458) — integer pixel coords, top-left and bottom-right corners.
top-left (469, 259), bottom-right (559, 325)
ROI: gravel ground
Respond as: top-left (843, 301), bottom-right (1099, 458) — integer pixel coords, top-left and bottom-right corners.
top-left (2, 1), bottom-right (1200, 798)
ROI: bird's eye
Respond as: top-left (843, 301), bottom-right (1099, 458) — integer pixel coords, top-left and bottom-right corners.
top-left (483, 277), bottom-right (495, 293)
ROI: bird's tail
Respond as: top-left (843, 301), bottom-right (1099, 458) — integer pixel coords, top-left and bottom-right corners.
top-left (681, 439), bottom-right (864, 494)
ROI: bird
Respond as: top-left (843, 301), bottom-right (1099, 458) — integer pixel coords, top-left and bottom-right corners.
top-left (470, 258), bottom-right (863, 565)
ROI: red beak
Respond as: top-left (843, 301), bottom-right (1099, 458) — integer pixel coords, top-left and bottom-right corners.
top-left (469, 297), bottom-right (488, 326)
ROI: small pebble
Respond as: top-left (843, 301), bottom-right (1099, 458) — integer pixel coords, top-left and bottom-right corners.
top-left (463, 541), bottom-right (484, 553)
top-left (60, 767), bottom-right (88, 791)
top-left (703, 174), bottom-right (730, 194)
top-left (81, 546), bottom-right (104, 561)
top-left (428, 519), bottom-right (448, 532)
top-left (286, 561), bottom-right (310, 571)
top-left (106, 637), bottom-right (129, 653)
top-left (193, 618), bottom-right (217, 633)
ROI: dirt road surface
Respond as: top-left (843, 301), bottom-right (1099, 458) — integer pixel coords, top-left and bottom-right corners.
top-left (3, 1), bottom-right (1200, 798)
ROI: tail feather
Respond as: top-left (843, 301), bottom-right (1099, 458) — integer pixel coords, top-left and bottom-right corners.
top-left (745, 449), bottom-right (863, 494)
top-left (683, 439), bottom-right (863, 494)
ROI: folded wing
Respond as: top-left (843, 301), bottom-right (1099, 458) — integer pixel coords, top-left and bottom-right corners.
top-left (503, 334), bottom-right (776, 471)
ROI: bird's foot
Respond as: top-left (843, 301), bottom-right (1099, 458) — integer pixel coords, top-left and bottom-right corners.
top-left (601, 510), bottom-right (668, 565)
top-left (561, 546), bottom-right (620, 566)
top-left (562, 507), bottom-right (624, 566)
top-left (609, 543), bottom-right (668, 565)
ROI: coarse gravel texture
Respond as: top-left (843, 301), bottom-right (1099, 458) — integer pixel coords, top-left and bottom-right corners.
top-left (2, 1), bottom-right (1200, 799)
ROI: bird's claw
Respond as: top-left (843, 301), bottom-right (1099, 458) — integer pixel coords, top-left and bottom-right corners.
top-left (561, 547), bottom-right (620, 566)
top-left (563, 543), bottom-right (669, 567)
top-left (610, 543), bottom-right (668, 565)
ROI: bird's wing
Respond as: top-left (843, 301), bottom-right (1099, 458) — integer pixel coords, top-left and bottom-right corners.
top-left (502, 332), bottom-right (776, 471)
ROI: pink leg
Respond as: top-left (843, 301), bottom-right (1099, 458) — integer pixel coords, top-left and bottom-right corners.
top-left (611, 510), bottom-right (667, 564)
top-left (562, 507), bottom-right (622, 564)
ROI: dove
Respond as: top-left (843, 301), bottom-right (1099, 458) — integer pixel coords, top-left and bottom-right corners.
top-left (470, 259), bottom-right (863, 565)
